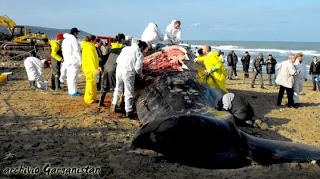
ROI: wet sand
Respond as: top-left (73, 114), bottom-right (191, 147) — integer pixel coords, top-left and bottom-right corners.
top-left (0, 61), bottom-right (320, 178)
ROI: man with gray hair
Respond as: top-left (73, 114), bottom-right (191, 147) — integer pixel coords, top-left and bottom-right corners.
top-left (293, 53), bottom-right (307, 106)
top-left (275, 55), bottom-right (297, 108)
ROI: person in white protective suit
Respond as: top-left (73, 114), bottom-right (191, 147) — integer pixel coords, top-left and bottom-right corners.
top-left (24, 55), bottom-right (48, 89)
top-left (164, 20), bottom-right (181, 45)
top-left (61, 27), bottom-right (82, 96)
top-left (293, 53), bottom-right (307, 106)
top-left (141, 22), bottom-right (163, 49)
top-left (111, 40), bottom-right (148, 118)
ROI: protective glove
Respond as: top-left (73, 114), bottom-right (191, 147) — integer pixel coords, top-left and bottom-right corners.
top-left (210, 67), bottom-right (217, 73)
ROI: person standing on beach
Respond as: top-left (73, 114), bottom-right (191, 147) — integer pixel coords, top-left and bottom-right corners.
top-left (293, 53), bottom-right (307, 106)
top-left (93, 37), bottom-right (103, 91)
top-left (309, 56), bottom-right (320, 91)
top-left (275, 55), bottom-right (297, 108)
top-left (227, 50), bottom-right (238, 80)
top-left (195, 45), bottom-right (228, 94)
top-left (164, 20), bottom-right (181, 45)
top-left (98, 34), bottom-right (126, 107)
top-left (81, 36), bottom-right (100, 104)
top-left (111, 33), bottom-right (126, 49)
top-left (265, 54), bottom-right (277, 86)
top-left (218, 50), bottom-right (225, 63)
top-left (111, 41), bottom-right (148, 118)
top-left (61, 27), bottom-right (82, 96)
top-left (251, 53), bottom-right (265, 88)
top-left (241, 51), bottom-right (251, 83)
top-left (49, 33), bottom-right (63, 90)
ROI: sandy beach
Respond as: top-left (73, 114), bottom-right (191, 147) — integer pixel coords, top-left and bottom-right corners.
top-left (0, 60), bottom-right (320, 178)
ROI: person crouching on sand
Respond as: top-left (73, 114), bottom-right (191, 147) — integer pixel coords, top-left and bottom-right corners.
top-left (24, 52), bottom-right (48, 90)
top-left (217, 93), bottom-right (268, 129)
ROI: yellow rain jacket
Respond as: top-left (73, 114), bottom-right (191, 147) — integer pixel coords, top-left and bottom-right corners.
top-left (81, 41), bottom-right (99, 104)
top-left (49, 40), bottom-right (63, 61)
top-left (196, 51), bottom-right (228, 93)
top-left (111, 42), bottom-right (124, 49)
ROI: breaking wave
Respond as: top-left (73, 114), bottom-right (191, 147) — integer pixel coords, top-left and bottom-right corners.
top-left (190, 45), bottom-right (320, 57)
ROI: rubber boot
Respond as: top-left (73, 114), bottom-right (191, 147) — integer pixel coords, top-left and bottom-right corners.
top-left (51, 75), bottom-right (56, 90)
top-left (55, 77), bottom-right (61, 90)
top-left (126, 111), bottom-right (136, 119)
top-left (29, 81), bottom-right (36, 90)
top-left (99, 92), bottom-right (106, 107)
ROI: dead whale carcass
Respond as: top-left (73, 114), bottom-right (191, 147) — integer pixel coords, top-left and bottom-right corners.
top-left (132, 45), bottom-right (320, 168)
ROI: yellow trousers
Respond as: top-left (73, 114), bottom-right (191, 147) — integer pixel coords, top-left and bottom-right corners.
top-left (84, 71), bottom-right (97, 104)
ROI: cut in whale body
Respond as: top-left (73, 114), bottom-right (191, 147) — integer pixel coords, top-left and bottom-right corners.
top-left (132, 45), bottom-right (320, 168)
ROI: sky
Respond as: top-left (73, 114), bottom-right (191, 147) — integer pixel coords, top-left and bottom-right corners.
top-left (1, 0), bottom-right (320, 42)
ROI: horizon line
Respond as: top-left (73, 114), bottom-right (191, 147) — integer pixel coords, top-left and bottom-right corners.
top-left (182, 40), bottom-right (320, 43)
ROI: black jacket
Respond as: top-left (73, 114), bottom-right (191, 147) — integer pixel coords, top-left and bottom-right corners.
top-left (265, 58), bottom-right (277, 74)
top-left (309, 61), bottom-right (320, 75)
top-left (96, 46), bottom-right (103, 67)
top-left (252, 56), bottom-right (264, 73)
top-left (103, 48), bottom-right (123, 72)
top-left (241, 54), bottom-right (251, 70)
top-left (230, 95), bottom-right (254, 124)
top-left (227, 52), bottom-right (238, 67)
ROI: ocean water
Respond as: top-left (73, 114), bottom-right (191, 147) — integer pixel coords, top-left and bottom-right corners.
top-left (183, 40), bottom-right (320, 66)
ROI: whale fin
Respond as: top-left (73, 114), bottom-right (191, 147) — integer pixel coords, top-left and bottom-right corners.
top-left (242, 132), bottom-right (320, 164)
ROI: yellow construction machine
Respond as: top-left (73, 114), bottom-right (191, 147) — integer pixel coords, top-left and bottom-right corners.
top-left (0, 15), bottom-right (50, 60)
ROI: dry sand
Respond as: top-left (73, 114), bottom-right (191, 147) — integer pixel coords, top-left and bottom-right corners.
top-left (0, 61), bottom-right (320, 178)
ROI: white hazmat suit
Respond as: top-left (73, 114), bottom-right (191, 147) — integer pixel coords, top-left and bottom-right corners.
top-left (59, 61), bottom-right (67, 83)
top-left (61, 33), bottom-right (81, 95)
top-left (141, 22), bottom-right (163, 48)
top-left (24, 57), bottom-right (47, 88)
top-left (293, 60), bottom-right (307, 104)
top-left (112, 43), bottom-right (144, 113)
top-left (164, 20), bottom-right (181, 45)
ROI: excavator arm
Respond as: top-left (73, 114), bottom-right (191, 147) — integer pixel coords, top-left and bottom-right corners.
top-left (0, 15), bottom-right (16, 32)
top-left (0, 15), bottom-right (50, 61)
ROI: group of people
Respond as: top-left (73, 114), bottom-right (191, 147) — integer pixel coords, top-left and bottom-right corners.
top-left (276, 54), bottom-right (320, 108)
top-left (224, 51), bottom-right (278, 88)
top-left (194, 46), bottom-right (267, 128)
top-left (23, 19), bottom-right (319, 124)
top-left (217, 49), bottom-right (320, 94)
top-left (23, 20), bottom-right (182, 118)
top-left (223, 49), bottom-right (319, 108)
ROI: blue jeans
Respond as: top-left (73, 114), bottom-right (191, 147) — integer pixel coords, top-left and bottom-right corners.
top-left (251, 71), bottom-right (264, 87)
top-left (312, 74), bottom-right (320, 91)
top-left (268, 74), bottom-right (275, 86)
